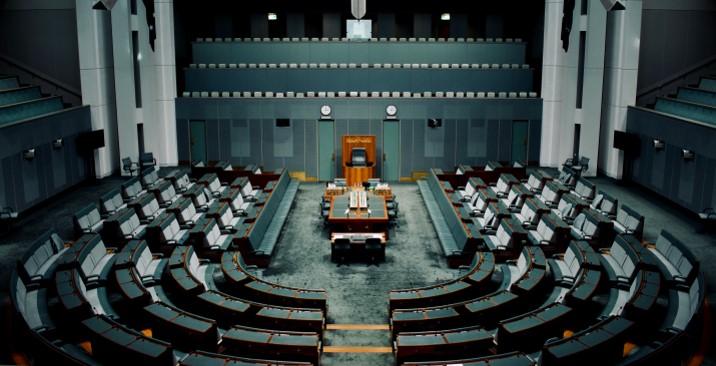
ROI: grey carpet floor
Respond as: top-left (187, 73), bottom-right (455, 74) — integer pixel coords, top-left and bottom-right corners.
top-left (258, 183), bottom-right (459, 366)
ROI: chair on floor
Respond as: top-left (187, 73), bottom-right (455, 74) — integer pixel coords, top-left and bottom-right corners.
top-left (365, 238), bottom-right (384, 263)
top-left (140, 152), bottom-right (156, 170)
top-left (122, 157), bottom-right (139, 176)
top-left (332, 238), bottom-right (351, 263)
top-left (388, 200), bottom-right (399, 226)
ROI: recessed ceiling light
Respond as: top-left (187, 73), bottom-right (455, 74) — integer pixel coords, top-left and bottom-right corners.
top-left (268, 13), bottom-right (278, 21)
top-left (440, 13), bottom-right (450, 21)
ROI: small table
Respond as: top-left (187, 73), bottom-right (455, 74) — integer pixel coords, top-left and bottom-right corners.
top-left (331, 232), bottom-right (387, 245)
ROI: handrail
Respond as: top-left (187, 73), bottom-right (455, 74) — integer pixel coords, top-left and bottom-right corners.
top-left (637, 55), bottom-right (716, 99)
top-left (0, 53), bottom-right (81, 98)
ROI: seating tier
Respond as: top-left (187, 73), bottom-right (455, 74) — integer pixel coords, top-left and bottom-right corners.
top-left (185, 67), bottom-right (533, 93)
top-left (192, 40), bottom-right (527, 65)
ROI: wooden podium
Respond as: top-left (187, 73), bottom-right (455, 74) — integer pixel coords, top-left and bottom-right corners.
top-left (342, 135), bottom-right (376, 187)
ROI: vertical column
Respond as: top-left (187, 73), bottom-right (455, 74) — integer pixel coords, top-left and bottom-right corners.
top-left (540, 0), bottom-right (567, 168)
top-left (578, 0), bottom-right (608, 177)
top-left (110, 0), bottom-right (140, 173)
top-left (76, 0), bottom-right (118, 178)
top-left (541, 0), bottom-right (607, 176)
top-left (599, 0), bottom-right (642, 178)
top-left (152, 0), bottom-right (178, 166)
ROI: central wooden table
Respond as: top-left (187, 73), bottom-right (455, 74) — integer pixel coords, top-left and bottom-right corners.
top-left (327, 193), bottom-right (389, 236)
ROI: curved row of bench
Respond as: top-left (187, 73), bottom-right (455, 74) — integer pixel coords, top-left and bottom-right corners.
top-left (12, 229), bottom-right (328, 365)
top-left (12, 165), bottom-right (324, 365)
top-left (404, 165), bottom-right (705, 365)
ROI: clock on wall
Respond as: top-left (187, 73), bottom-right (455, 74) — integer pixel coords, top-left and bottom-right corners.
top-left (386, 105), bottom-right (398, 117)
top-left (320, 105), bottom-right (332, 117)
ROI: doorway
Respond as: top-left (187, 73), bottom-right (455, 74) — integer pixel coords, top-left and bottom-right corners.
top-left (511, 120), bottom-right (529, 164)
top-left (189, 120), bottom-right (207, 163)
top-left (382, 120), bottom-right (400, 181)
top-left (318, 120), bottom-right (335, 181)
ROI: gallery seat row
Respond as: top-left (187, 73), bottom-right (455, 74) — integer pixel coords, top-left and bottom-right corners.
top-left (182, 90), bottom-right (540, 99)
top-left (195, 36), bottom-right (525, 43)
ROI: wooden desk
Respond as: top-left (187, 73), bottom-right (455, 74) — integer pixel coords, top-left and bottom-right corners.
top-left (344, 165), bottom-right (374, 187)
top-left (327, 192), bottom-right (389, 236)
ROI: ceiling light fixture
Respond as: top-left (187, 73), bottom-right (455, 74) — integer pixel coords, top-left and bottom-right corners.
top-left (599, 0), bottom-right (626, 11)
top-left (268, 13), bottom-right (278, 21)
top-left (440, 13), bottom-right (451, 21)
top-left (92, 0), bottom-right (117, 10)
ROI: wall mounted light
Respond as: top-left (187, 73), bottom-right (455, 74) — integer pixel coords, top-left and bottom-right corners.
top-left (268, 13), bottom-right (278, 21)
top-left (0, 207), bottom-right (18, 219)
top-left (682, 149), bottom-right (695, 161)
top-left (23, 149), bottom-right (35, 160)
top-left (440, 13), bottom-right (451, 21)
top-left (652, 139), bottom-right (664, 151)
top-left (53, 138), bottom-right (64, 149)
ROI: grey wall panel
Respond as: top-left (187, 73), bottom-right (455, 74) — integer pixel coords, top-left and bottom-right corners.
top-left (627, 106), bottom-right (716, 213)
top-left (287, 14), bottom-right (306, 38)
top-left (249, 119), bottom-right (263, 165)
top-left (0, 106), bottom-right (91, 213)
top-left (413, 14), bottom-right (432, 38)
top-left (377, 13), bottom-right (396, 38)
top-left (501, 120), bottom-right (513, 162)
top-left (0, 160), bottom-right (5, 207)
top-left (175, 97), bottom-right (542, 180)
top-left (206, 120), bottom-right (221, 162)
top-left (372, 119), bottom-right (383, 176)
top-left (323, 13), bottom-right (342, 38)
top-left (334, 119), bottom-right (348, 176)
top-left (50, 144), bottom-right (67, 192)
top-left (400, 119), bottom-right (413, 177)
top-left (528, 119), bottom-right (542, 163)
top-left (305, 120), bottom-right (318, 177)
top-left (486, 119), bottom-right (500, 162)
top-left (0, 8), bottom-right (81, 91)
top-left (250, 14), bottom-right (269, 38)
top-left (177, 119), bottom-right (190, 161)
top-left (711, 163), bottom-right (716, 210)
top-left (638, 7), bottom-right (716, 92)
